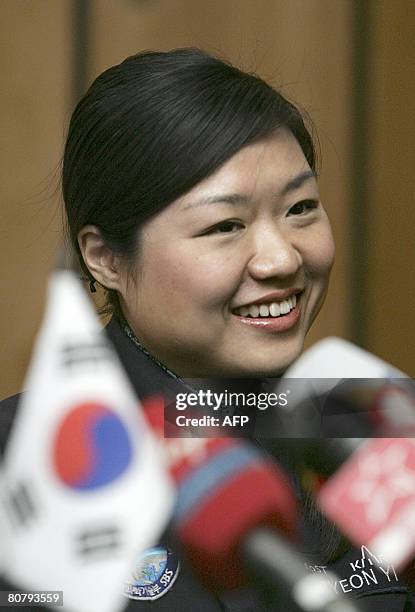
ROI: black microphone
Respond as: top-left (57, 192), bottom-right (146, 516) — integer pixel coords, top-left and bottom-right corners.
top-left (243, 528), bottom-right (363, 612)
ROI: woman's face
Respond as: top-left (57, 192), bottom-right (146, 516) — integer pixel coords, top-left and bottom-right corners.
top-left (119, 128), bottom-right (335, 377)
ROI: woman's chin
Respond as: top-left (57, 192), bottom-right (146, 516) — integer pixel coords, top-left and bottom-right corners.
top-left (211, 350), bottom-right (303, 378)
top-left (239, 341), bottom-right (305, 378)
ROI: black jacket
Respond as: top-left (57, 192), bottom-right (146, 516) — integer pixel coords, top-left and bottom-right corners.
top-left (0, 318), bottom-right (413, 611)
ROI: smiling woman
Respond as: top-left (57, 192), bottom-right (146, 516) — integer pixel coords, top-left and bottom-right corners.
top-left (69, 48), bottom-right (334, 379)
top-left (80, 130), bottom-right (334, 378)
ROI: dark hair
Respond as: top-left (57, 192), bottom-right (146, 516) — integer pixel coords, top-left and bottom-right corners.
top-left (63, 48), bottom-right (316, 316)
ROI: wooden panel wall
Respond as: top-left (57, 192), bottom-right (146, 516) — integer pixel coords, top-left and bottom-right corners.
top-left (1, 0), bottom-right (413, 400)
top-left (366, 0), bottom-right (415, 375)
top-left (0, 1), bottom-right (71, 399)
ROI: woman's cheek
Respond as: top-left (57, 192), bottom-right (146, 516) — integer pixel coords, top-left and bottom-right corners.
top-left (183, 250), bottom-right (241, 302)
top-left (307, 224), bottom-right (335, 277)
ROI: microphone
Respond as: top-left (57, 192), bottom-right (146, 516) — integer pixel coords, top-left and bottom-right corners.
top-left (282, 336), bottom-right (411, 436)
top-left (282, 336), bottom-right (407, 379)
top-left (243, 528), bottom-right (363, 612)
top-left (142, 396), bottom-right (363, 611)
top-left (266, 413), bottom-right (415, 579)
top-left (272, 378), bottom-right (415, 478)
top-left (318, 437), bottom-right (415, 573)
top-left (256, 339), bottom-right (415, 576)
top-left (255, 336), bottom-right (413, 463)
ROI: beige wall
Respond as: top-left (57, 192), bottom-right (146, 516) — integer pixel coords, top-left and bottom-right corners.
top-left (1, 0), bottom-right (413, 400)
top-left (366, 0), bottom-right (415, 374)
top-left (1, 1), bottom-right (72, 399)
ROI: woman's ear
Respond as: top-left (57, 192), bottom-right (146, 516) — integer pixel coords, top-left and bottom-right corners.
top-left (77, 225), bottom-right (122, 290)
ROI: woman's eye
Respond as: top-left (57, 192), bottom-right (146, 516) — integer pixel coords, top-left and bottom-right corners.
top-left (205, 220), bottom-right (244, 235)
top-left (288, 199), bottom-right (319, 216)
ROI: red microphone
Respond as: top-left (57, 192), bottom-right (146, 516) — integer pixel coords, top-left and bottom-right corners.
top-left (143, 396), bottom-right (297, 590)
top-left (142, 397), bottom-right (363, 611)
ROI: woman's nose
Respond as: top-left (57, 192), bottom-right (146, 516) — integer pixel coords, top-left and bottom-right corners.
top-left (247, 226), bottom-right (302, 280)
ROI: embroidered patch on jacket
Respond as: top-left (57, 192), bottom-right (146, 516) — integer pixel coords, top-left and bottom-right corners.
top-left (123, 546), bottom-right (180, 601)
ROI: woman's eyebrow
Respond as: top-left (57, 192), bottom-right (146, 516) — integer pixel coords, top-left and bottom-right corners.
top-left (184, 170), bottom-right (317, 210)
top-left (183, 193), bottom-right (249, 210)
top-left (278, 169), bottom-right (317, 196)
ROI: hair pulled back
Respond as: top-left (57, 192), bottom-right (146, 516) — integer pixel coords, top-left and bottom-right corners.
top-left (62, 48), bottom-right (316, 315)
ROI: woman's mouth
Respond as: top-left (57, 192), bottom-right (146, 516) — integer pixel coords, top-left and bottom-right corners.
top-left (232, 292), bottom-right (302, 332)
top-left (233, 293), bottom-right (298, 318)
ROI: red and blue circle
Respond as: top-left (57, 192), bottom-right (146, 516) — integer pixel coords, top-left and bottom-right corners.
top-left (53, 402), bottom-right (134, 490)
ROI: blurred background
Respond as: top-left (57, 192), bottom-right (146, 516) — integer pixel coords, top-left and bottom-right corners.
top-left (1, 0), bottom-right (414, 400)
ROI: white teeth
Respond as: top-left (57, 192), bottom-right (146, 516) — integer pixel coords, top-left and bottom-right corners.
top-left (269, 302), bottom-right (281, 317)
top-left (235, 294), bottom-right (299, 318)
top-left (259, 304), bottom-right (269, 317)
top-left (280, 300), bottom-right (290, 315)
top-left (249, 304), bottom-right (260, 317)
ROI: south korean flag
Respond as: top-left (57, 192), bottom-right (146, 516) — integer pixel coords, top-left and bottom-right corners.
top-left (0, 268), bottom-right (174, 612)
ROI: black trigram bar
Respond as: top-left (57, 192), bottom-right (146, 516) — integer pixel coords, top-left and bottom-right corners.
top-left (5, 481), bottom-right (36, 528)
top-left (75, 525), bottom-right (121, 558)
top-left (60, 338), bottom-right (114, 369)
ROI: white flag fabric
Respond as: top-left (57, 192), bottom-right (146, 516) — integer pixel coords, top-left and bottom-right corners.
top-left (0, 270), bottom-right (174, 612)
top-left (0, 470), bottom-right (6, 576)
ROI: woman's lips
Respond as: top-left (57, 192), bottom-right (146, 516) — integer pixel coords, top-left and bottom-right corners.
top-left (233, 293), bottom-right (302, 333)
